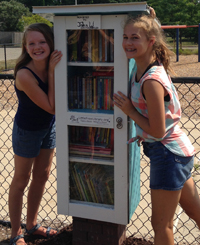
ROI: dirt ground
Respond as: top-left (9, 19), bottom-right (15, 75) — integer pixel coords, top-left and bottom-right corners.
top-left (0, 225), bottom-right (153, 245)
top-left (1, 55), bottom-right (200, 245)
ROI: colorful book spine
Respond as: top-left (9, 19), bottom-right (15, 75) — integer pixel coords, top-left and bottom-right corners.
top-left (68, 78), bottom-right (73, 109)
top-left (99, 31), bottom-right (102, 62)
top-left (88, 30), bottom-right (92, 62)
top-left (82, 77), bottom-right (85, 109)
top-left (95, 30), bottom-right (99, 62)
top-left (102, 30), bottom-right (105, 62)
top-left (73, 76), bottom-right (78, 109)
top-left (86, 78), bottom-right (90, 109)
top-left (109, 30), bottom-right (114, 62)
top-left (104, 29), bottom-right (109, 62)
top-left (91, 30), bottom-right (95, 62)
top-left (77, 30), bottom-right (82, 61)
top-left (93, 77), bottom-right (97, 109)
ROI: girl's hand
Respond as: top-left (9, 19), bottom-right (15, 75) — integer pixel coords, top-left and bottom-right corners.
top-left (49, 50), bottom-right (62, 71)
top-left (113, 91), bottom-right (136, 116)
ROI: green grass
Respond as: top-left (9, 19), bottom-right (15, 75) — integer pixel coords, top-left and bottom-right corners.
top-left (194, 163), bottom-right (200, 171)
top-left (172, 48), bottom-right (198, 55)
top-left (0, 59), bottom-right (16, 73)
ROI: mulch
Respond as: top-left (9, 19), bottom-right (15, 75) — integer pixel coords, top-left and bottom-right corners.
top-left (24, 225), bottom-right (153, 245)
top-left (1, 225), bottom-right (153, 245)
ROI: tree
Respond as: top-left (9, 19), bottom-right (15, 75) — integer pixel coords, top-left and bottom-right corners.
top-left (17, 0), bottom-right (75, 11)
top-left (147, 0), bottom-right (200, 43)
top-left (17, 14), bottom-right (53, 32)
top-left (0, 0), bottom-right (31, 31)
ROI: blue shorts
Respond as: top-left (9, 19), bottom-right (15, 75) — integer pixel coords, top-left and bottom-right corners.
top-left (142, 141), bottom-right (194, 191)
top-left (12, 120), bottom-right (56, 158)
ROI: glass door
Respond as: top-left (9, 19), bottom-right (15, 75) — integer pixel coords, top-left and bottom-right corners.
top-left (67, 29), bottom-right (115, 207)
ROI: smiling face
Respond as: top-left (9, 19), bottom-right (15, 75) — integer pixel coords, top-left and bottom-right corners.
top-left (25, 31), bottom-right (51, 62)
top-left (122, 23), bottom-right (152, 61)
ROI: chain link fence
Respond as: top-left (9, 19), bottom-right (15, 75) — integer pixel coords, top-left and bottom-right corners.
top-left (0, 75), bottom-right (200, 244)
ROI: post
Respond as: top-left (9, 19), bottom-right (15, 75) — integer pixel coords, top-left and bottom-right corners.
top-left (198, 23), bottom-right (200, 62)
top-left (72, 217), bottom-right (126, 245)
top-left (176, 28), bottom-right (179, 62)
top-left (3, 44), bottom-right (7, 70)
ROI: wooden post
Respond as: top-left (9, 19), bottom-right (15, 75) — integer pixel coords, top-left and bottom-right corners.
top-left (72, 217), bottom-right (126, 245)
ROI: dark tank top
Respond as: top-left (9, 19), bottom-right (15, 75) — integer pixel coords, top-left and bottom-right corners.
top-left (14, 67), bottom-right (55, 131)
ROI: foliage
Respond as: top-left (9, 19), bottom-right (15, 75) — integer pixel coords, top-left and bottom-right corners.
top-left (147, 0), bottom-right (200, 43)
top-left (18, 14), bottom-right (53, 31)
top-left (0, 0), bottom-right (31, 31)
top-left (2, 0), bottom-right (200, 43)
top-left (16, 0), bottom-right (75, 11)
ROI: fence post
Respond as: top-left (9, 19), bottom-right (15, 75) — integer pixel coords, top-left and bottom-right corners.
top-left (198, 23), bottom-right (200, 62)
top-left (3, 44), bottom-right (7, 70)
top-left (176, 28), bottom-right (179, 62)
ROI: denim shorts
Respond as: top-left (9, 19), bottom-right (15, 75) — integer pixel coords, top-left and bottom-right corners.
top-left (142, 141), bottom-right (194, 191)
top-left (12, 120), bottom-right (56, 158)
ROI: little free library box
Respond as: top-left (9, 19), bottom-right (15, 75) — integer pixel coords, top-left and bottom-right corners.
top-left (33, 2), bottom-right (148, 225)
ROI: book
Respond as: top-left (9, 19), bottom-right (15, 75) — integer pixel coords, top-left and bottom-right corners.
top-left (69, 163), bottom-right (114, 205)
top-left (68, 77), bottom-right (73, 109)
top-left (91, 30), bottom-right (95, 62)
top-left (77, 30), bottom-right (83, 61)
top-left (99, 30), bottom-right (102, 62)
top-left (82, 77), bottom-right (85, 109)
top-left (109, 30), bottom-right (114, 62)
top-left (101, 30), bottom-right (105, 62)
top-left (88, 30), bottom-right (92, 62)
top-left (104, 29), bottom-right (109, 62)
top-left (70, 31), bottom-right (78, 61)
top-left (77, 76), bottom-right (83, 109)
top-left (70, 164), bottom-right (84, 201)
top-left (86, 77), bottom-right (90, 109)
top-left (104, 78), bottom-right (108, 110)
top-left (93, 77), bottom-right (97, 109)
top-left (69, 164), bottom-right (82, 200)
top-left (84, 172), bottom-right (96, 203)
top-left (81, 30), bottom-right (88, 61)
top-left (73, 76), bottom-right (78, 109)
top-left (89, 77), bottom-right (92, 109)
top-left (95, 30), bottom-right (99, 62)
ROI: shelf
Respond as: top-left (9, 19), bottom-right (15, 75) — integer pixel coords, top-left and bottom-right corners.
top-left (68, 62), bottom-right (114, 67)
top-left (70, 199), bottom-right (114, 209)
top-left (68, 109), bottom-right (114, 114)
top-left (69, 156), bottom-right (114, 165)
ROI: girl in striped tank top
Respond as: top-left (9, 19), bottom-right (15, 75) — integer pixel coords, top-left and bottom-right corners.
top-left (113, 14), bottom-right (200, 245)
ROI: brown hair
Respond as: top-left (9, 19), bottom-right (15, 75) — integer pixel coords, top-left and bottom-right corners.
top-left (124, 14), bottom-right (175, 75)
top-left (14, 23), bottom-right (54, 78)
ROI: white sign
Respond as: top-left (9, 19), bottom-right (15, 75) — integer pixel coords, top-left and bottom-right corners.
top-left (69, 115), bottom-right (111, 126)
top-left (77, 15), bottom-right (101, 29)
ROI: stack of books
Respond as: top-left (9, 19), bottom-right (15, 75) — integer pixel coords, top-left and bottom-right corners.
top-left (68, 71), bottom-right (114, 111)
top-left (69, 162), bottom-right (114, 205)
top-left (69, 126), bottom-right (114, 159)
top-left (67, 29), bottom-right (114, 62)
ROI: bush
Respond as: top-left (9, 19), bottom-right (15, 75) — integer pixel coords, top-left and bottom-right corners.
top-left (18, 14), bottom-right (53, 31)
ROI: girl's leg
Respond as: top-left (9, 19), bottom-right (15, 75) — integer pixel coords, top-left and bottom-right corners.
top-left (9, 155), bottom-right (33, 244)
top-left (151, 189), bottom-right (182, 245)
top-left (26, 148), bottom-right (57, 236)
top-left (179, 177), bottom-right (200, 228)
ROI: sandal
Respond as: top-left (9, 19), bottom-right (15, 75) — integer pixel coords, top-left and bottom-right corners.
top-left (10, 234), bottom-right (26, 245)
top-left (25, 224), bottom-right (57, 239)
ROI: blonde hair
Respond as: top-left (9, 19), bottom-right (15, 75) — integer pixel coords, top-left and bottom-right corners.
top-left (124, 15), bottom-right (175, 75)
top-left (14, 23), bottom-right (54, 78)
